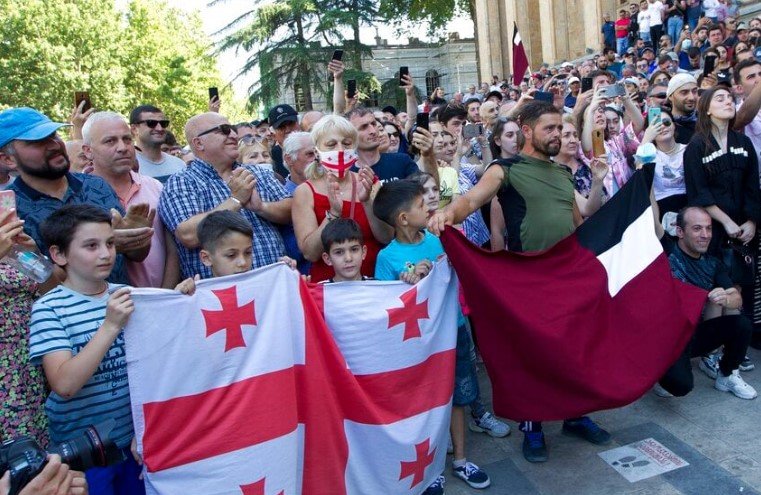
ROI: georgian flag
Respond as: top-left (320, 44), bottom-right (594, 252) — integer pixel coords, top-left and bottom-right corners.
top-left (441, 165), bottom-right (707, 421)
top-left (124, 261), bottom-right (458, 494)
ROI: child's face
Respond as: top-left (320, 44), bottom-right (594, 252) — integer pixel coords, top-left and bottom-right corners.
top-left (402, 195), bottom-right (430, 230)
top-left (421, 177), bottom-right (440, 215)
top-left (322, 239), bottom-right (366, 281)
top-left (51, 222), bottom-right (115, 284)
top-left (201, 231), bottom-right (253, 277)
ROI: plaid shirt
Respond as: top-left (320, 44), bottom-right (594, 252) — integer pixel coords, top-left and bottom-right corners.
top-left (158, 159), bottom-right (289, 279)
top-left (8, 173), bottom-right (128, 284)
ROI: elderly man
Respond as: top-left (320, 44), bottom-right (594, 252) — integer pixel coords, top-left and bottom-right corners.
top-left (300, 110), bottom-right (324, 132)
top-left (65, 139), bottom-right (91, 173)
top-left (159, 112), bottom-right (292, 279)
top-left (281, 131), bottom-right (316, 274)
top-left (83, 111), bottom-right (179, 288)
top-left (0, 107), bottom-right (153, 285)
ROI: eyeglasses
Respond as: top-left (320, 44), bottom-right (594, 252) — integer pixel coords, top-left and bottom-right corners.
top-left (651, 93), bottom-right (667, 98)
top-left (238, 134), bottom-right (262, 145)
top-left (197, 123), bottom-right (235, 138)
top-left (387, 131), bottom-right (400, 138)
top-left (136, 119), bottom-right (170, 129)
top-left (660, 119), bottom-right (672, 126)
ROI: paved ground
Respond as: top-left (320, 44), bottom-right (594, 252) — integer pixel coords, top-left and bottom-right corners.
top-left (442, 348), bottom-right (761, 495)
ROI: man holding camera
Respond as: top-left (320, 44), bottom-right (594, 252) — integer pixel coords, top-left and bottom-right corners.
top-left (1, 455), bottom-right (88, 495)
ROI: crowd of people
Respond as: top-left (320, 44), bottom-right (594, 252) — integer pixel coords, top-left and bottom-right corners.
top-left (2, 4), bottom-right (761, 494)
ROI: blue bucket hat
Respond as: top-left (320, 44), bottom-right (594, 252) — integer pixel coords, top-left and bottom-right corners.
top-left (0, 107), bottom-right (69, 149)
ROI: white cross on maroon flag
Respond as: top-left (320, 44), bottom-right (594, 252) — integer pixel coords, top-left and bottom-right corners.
top-left (124, 260), bottom-right (459, 494)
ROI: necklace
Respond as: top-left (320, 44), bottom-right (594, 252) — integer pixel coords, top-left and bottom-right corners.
top-left (661, 142), bottom-right (680, 155)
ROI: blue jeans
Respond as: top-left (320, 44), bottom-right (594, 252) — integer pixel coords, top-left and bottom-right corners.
top-left (667, 16), bottom-right (683, 48)
top-left (686, 6), bottom-right (701, 31)
top-left (639, 31), bottom-right (651, 43)
top-left (616, 37), bottom-right (629, 56)
top-left (85, 454), bottom-right (145, 495)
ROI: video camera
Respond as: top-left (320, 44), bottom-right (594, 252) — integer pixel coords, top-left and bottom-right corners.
top-left (0, 419), bottom-right (122, 495)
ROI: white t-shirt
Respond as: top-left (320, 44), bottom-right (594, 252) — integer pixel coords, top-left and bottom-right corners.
top-left (638, 11), bottom-right (651, 33)
top-left (738, 100), bottom-right (761, 185)
top-left (648, 1), bottom-right (664, 26)
top-left (653, 144), bottom-right (686, 201)
top-left (136, 152), bottom-right (186, 184)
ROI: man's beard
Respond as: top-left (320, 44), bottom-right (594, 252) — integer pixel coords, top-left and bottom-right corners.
top-left (534, 138), bottom-right (561, 157)
top-left (16, 151), bottom-right (70, 180)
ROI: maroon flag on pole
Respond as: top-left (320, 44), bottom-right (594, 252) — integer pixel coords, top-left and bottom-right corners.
top-left (512, 22), bottom-right (530, 86)
top-left (440, 166), bottom-right (707, 421)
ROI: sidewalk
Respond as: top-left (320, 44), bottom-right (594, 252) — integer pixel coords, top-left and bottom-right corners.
top-left (444, 348), bottom-right (761, 494)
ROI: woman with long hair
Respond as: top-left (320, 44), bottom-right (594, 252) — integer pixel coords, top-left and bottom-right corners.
top-left (640, 108), bottom-right (688, 216)
top-left (292, 115), bottom-right (391, 281)
top-left (684, 86), bottom-right (760, 295)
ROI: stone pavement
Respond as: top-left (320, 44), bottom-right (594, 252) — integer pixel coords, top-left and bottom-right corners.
top-left (443, 348), bottom-right (761, 495)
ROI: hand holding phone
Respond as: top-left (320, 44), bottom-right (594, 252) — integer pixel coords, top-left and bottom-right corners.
top-left (399, 67), bottom-right (410, 87)
top-left (648, 107), bottom-right (662, 126)
top-left (415, 112), bottom-right (429, 130)
top-left (592, 129), bottom-right (606, 157)
top-left (74, 92), bottom-right (91, 113)
top-left (581, 77), bottom-right (594, 93)
top-left (347, 80), bottom-right (357, 99)
top-left (533, 91), bottom-right (554, 103)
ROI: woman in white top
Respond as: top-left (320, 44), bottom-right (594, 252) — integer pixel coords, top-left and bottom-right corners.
top-left (640, 109), bottom-right (687, 217)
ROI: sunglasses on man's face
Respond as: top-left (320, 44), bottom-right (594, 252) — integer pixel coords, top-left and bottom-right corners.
top-left (387, 131), bottom-right (400, 138)
top-left (652, 93), bottom-right (667, 99)
top-left (136, 119), bottom-right (170, 129)
top-left (197, 124), bottom-right (235, 138)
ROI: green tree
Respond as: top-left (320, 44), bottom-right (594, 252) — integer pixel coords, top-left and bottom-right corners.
top-left (378, 0), bottom-right (473, 36)
top-left (0, 0), bottom-right (128, 121)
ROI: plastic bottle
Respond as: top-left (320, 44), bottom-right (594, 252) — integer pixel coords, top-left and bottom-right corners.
top-left (3, 246), bottom-right (54, 283)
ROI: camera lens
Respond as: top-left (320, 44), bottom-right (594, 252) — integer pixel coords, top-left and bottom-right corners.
top-left (48, 419), bottom-right (122, 472)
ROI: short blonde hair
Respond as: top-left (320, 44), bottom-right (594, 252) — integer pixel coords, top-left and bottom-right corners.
top-left (310, 114), bottom-right (358, 150)
top-left (238, 139), bottom-right (270, 157)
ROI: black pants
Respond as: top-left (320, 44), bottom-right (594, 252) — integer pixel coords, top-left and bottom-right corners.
top-left (650, 24), bottom-right (664, 45)
top-left (659, 315), bottom-right (752, 396)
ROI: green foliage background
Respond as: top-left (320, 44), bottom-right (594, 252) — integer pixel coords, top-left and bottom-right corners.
top-left (0, 0), bottom-right (248, 140)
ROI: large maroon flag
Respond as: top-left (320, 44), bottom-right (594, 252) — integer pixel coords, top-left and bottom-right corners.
top-left (512, 22), bottom-right (530, 86)
top-left (441, 167), bottom-right (706, 421)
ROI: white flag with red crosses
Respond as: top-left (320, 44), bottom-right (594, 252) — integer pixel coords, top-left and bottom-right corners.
top-left (124, 260), bottom-right (458, 495)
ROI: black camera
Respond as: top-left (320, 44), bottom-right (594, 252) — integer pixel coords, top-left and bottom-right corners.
top-left (0, 419), bottom-right (122, 495)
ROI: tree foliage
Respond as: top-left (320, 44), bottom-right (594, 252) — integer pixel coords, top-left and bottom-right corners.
top-left (378, 0), bottom-right (472, 36)
top-left (0, 0), bottom-right (226, 134)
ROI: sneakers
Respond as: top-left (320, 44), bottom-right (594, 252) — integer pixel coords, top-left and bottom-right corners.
top-left (469, 412), bottom-right (511, 438)
top-left (699, 353), bottom-right (720, 380)
top-left (522, 431), bottom-right (548, 463)
top-left (452, 461), bottom-right (490, 489)
top-left (652, 383), bottom-right (674, 398)
top-left (740, 355), bottom-right (755, 372)
top-left (715, 370), bottom-right (758, 399)
top-left (422, 475), bottom-right (445, 495)
top-left (562, 417), bottom-right (611, 445)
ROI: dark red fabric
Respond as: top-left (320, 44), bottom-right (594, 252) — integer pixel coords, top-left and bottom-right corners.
top-left (441, 228), bottom-right (707, 421)
top-left (512, 24), bottom-right (530, 86)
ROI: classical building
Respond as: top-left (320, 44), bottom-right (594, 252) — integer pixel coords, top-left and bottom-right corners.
top-left (473, 0), bottom-right (761, 83)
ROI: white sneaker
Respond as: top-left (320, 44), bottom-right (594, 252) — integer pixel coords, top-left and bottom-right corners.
top-left (468, 412), bottom-right (511, 438)
top-left (652, 383), bottom-right (673, 398)
top-left (715, 370), bottom-right (758, 400)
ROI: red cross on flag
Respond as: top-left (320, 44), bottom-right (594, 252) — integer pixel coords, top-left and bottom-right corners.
top-left (124, 261), bottom-right (458, 494)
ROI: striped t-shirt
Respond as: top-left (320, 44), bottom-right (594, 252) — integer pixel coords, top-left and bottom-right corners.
top-left (29, 284), bottom-right (133, 449)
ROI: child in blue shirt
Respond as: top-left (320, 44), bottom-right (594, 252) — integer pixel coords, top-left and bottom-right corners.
top-left (373, 180), bottom-right (490, 492)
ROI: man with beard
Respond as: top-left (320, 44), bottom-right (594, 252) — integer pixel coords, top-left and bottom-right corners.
top-left (0, 107), bottom-right (153, 285)
top-left (429, 101), bottom-right (612, 463)
top-left (666, 73), bottom-right (698, 144)
top-left (130, 104), bottom-right (185, 184)
top-left (345, 107), bottom-right (418, 183)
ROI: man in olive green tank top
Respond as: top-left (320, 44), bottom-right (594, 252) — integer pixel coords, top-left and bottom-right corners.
top-left (429, 100), bottom-right (612, 463)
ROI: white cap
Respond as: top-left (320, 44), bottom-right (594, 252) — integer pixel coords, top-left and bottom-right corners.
top-left (568, 76), bottom-right (580, 84)
top-left (667, 73), bottom-right (697, 98)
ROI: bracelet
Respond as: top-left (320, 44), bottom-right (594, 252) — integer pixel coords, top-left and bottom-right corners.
top-left (230, 196), bottom-right (242, 207)
top-left (325, 210), bottom-right (340, 222)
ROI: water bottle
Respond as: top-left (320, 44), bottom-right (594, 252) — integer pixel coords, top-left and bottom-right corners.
top-left (3, 246), bottom-right (54, 282)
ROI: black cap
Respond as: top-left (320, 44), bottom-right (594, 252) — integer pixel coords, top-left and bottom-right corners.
top-left (716, 70), bottom-right (733, 87)
top-left (267, 104), bottom-right (298, 129)
top-left (485, 90), bottom-right (503, 101)
top-left (381, 105), bottom-right (398, 116)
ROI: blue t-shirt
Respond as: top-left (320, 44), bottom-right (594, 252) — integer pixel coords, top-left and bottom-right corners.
top-left (374, 231), bottom-right (445, 281)
top-left (353, 153), bottom-right (419, 184)
top-left (29, 284), bottom-right (133, 449)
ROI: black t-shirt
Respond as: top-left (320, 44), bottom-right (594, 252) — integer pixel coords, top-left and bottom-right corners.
top-left (674, 118), bottom-right (696, 145)
top-left (668, 244), bottom-right (733, 291)
top-left (271, 144), bottom-right (289, 178)
top-left (354, 152), bottom-right (419, 183)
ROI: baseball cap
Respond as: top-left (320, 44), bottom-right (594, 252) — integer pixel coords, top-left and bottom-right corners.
top-left (737, 22), bottom-right (748, 31)
top-left (561, 62), bottom-right (574, 69)
top-left (267, 104), bottom-right (298, 129)
top-left (485, 90), bottom-right (503, 101)
top-left (0, 107), bottom-right (69, 149)
top-left (716, 70), bottom-right (733, 87)
top-left (568, 76), bottom-right (580, 84)
top-left (381, 105), bottom-right (398, 116)
top-left (666, 73), bottom-right (697, 98)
